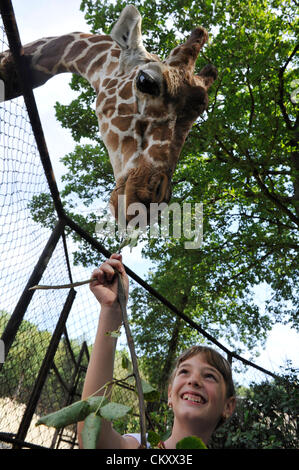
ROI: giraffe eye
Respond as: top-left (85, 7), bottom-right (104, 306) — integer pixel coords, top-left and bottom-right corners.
top-left (136, 71), bottom-right (160, 97)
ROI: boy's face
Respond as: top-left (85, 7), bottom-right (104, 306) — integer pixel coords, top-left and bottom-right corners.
top-left (168, 353), bottom-right (235, 437)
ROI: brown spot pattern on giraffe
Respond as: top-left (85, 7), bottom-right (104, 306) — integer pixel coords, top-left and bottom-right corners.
top-left (118, 102), bottom-right (137, 115)
top-left (111, 49), bottom-right (121, 58)
top-left (101, 122), bottom-right (108, 134)
top-left (106, 61), bottom-right (118, 75)
top-left (119, 81), bottom-right (133, 100)
top-left (121, 136), bottom-right (138, 163)
top-left (76, 44), bottom-right (110, 73)
top-left (107, 87), bottom-right (117, 95)
top-left (102, 96), bottom-right (117, 117)
top-left (24, 40), bottom-right (47, 55)
top-left (148, 144), bottom-right (169, 161)
top-left (111, 116), bottom-right (133, 132)
top-left (87, 54), bottom-right (108, 77)
top-left (107, 130), bottom-right (119, 151)
top-left (151, 125), bottom-right (172, 142)
top-left (64, 40), bottom-right (87, 63)
top-left (96, 91), bottom-right (106, 107)
top-left (38, 35), bottom-right (74, 71)
top-left (88, 35), bottom-right (113, 43)
top-left (104, 79), bottom-right (118, 90)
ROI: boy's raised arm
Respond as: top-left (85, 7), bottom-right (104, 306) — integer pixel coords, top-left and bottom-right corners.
top-left (77, 254), bottom-right (139, 449)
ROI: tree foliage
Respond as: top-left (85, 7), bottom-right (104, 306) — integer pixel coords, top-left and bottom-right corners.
top-left (0, 311), bottom-right (140, 430)
top-left (0, 310), bottom-right (87, 413)
top-left (210, 365), bottom-right (299, 449)
top-left (29, 0), bottom-right (298, 402)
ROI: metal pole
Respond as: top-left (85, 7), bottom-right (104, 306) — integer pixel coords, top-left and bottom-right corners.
top-left (51, 340), bottom-right (89, 449)
top-left (64, 214), bottom-right (279, 380)
top-left (14, 288), bottom-right (76, 448)
top-left (0, 219), bottom-right (66, 367)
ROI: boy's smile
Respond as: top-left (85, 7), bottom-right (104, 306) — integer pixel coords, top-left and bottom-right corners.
top-left (181, 391), bottom-right (207, 405)
top-left (167, 353), bottom-right (235, 442)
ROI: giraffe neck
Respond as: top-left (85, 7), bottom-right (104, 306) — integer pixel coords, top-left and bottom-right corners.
top-left (0, 32), bottom-right (121, 101)
top-left (26, 33), bottom-right (119, 91)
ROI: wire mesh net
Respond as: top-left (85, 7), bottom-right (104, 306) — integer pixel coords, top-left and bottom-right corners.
top-left (0, 18), bottom-right (138, 445)
top-left (0, 21), bottom-right (84, 447)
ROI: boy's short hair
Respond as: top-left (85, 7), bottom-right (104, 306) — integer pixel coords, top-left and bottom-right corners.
top-left (169, 345), bottom-right (235, 398)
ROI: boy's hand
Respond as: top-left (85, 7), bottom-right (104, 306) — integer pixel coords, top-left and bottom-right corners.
top-left (90, 253), bottom-right (129, 308)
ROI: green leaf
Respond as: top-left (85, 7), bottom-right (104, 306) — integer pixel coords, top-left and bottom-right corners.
top-left (86, 396), bottom-right (109, 414)
top-left (118, 230), bottom-right (141, 252)
top-left (105, 327), bottom-right (121, 338)
top-left (118, 236), bottom-right (132, 251)
top-left (82, 413), bottom-right (102, 449)
top-left (121, 353), bottom-right (132, 371)
top-left (127, 376), bottom-right (160, 402)
top-left (100, 402), bottom-right (131, 421)
top-left (141, 379), bottom-right (160, 402)
top-left (176, 436), bottom-right (207, 449)
top-left (147, 430), bottom-right (161, 447)
top-left (36, 400), bottom-right (90, 429)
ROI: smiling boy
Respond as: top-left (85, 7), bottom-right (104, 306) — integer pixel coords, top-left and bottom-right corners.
top-left (78, 255), bottom-right (236, 449)
top-left (164, 346), bottom-right (236, 447)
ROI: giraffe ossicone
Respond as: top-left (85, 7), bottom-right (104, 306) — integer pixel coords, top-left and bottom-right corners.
top-left (0, 5), bottom-right (217, 223)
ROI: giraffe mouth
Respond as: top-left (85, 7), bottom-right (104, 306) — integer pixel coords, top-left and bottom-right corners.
top-left (110, 168), bottom-right (172, 223)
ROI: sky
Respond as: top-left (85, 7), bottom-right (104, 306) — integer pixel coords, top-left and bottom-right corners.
top-left (6, 0), bottom-right (299, 379)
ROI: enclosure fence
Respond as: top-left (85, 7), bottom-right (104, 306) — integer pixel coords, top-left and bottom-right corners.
top-left (0, 0), bottom-right (296, 449)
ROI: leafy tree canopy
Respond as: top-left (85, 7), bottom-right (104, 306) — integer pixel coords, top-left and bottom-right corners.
top-left (30, 0), bottom-right (299, 389)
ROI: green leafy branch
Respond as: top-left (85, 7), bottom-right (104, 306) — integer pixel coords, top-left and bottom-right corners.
top-left (36, 375), bottom-right (157, 449)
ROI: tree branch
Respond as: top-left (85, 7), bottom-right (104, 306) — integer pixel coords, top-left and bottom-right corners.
top-left (29, 270), bottom-right (148, 448)
top-left (214, 248), bottom-right (275, 296)
top-left (250, 164), bottom-right (299, 227)
top-left (277, 44), bottom-right (299, 131)
top-left (116, 271), bottom-right (147, 449)
top-left (213, 135), bottom-right (299, 227)
top-left (231, 210), bottom-right (296, 232)
top-left (214, 135), bottom-right (241, 164)
top-left (246, 65), bottom-right (255, 128)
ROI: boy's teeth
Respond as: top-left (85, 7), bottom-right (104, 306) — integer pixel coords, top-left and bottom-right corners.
top-left (182, 394), bottom-right (204, 403)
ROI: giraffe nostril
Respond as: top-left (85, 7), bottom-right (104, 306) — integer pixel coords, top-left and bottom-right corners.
top-left (154, 180), bottom-right (163, 201)
top-left (127, 170), bottom-right (171, 214)
top-left (152, 174), bottom-right (171, 203)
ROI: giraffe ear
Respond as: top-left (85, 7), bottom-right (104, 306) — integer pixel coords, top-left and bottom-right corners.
top-left (110, 5), bottom-right (145, 51)
top-left (165, 27), bottom-right (209, 69)
top-left (197, 64), bottom-right (218, 90)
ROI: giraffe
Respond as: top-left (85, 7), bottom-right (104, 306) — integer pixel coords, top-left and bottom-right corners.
top-left (0, 5), bottom-right (217, 223)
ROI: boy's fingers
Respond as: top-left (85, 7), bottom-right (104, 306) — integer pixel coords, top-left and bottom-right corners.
top-left (110, 253), bottom-right (122, 261)
top-left (90, 254), bottom-right (126, 285)
top-left (90, 268), bottom-right (103, 285)
top-left (106, 257), bottom-right (126, 275)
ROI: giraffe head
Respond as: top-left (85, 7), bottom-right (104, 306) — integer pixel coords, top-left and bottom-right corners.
top-left (96, 5), bottom-right (217, 223)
